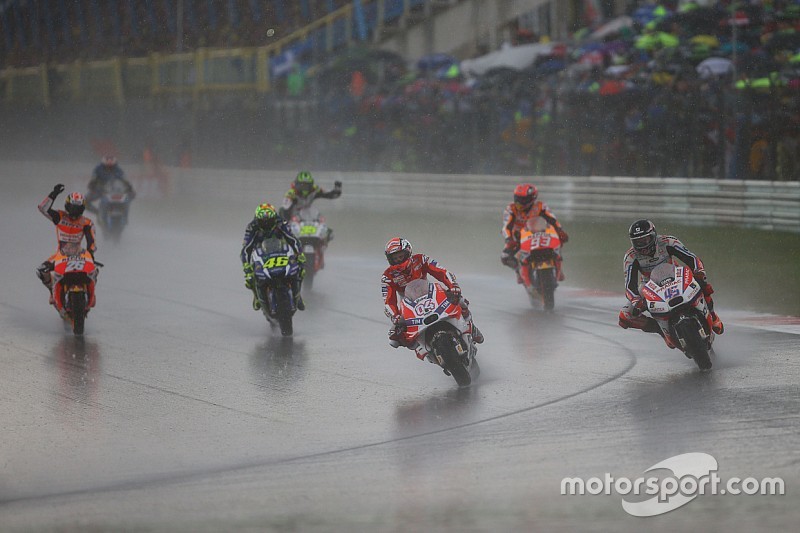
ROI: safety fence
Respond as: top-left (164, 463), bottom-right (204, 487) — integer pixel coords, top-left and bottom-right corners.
top-left (167, 168), bottom-right (800, 233)
top-left (6, 162), bottom-right (797, 233)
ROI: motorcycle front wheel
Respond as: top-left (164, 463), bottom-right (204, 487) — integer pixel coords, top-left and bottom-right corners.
top-left (69, 291), bottom-right (86, 336)
top-left (273, 287), bottom-right (294, 337)
top-left (674, 318), bottom-right (711, 370)
top-left (537, 268), bottom-right (557, 311)
top-left (432, 333), bottom-right (471, 387)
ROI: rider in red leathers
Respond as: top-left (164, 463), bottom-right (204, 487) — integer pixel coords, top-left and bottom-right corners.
top-left (501, 183), bottom-right (569, 282)
top-left (381, 237), bottom-right (484, 350)
top-left (619, 219), bottom-right (724, 347)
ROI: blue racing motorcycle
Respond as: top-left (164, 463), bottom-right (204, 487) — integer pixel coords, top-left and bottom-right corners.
top-left (250, 237), bottom-right (302, 336)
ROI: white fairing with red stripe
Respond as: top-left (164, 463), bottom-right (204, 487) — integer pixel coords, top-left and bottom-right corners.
top-left (641, 265), bottom-right (703, 316)
top-left (399, 279), bottom-right (477, 365)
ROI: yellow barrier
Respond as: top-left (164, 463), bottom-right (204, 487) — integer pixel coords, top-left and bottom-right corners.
top-left (0, 4), bottom-right (355, 106)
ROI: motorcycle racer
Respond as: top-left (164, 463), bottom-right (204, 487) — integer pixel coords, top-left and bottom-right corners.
top-left (381, 237), bottom-right (484, 347)
top-left (86, 155), bottom-right (136, 211)
top-left (279, 171), bottom-right (342, 223)
top-left (36, 184), bottom-right (97, 306)
top-left (241, 203), bottom-right (307, 311)
top-left (619, 219), bottom-right (724, 346)
top-left (502, 183), bottom-right (568, 282)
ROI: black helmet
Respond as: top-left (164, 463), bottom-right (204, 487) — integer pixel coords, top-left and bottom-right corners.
top-left (629, 219), bottom-right (657, 256)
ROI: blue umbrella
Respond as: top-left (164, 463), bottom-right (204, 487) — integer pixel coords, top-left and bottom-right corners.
top-left (417, 53), bottom-right (457, 72)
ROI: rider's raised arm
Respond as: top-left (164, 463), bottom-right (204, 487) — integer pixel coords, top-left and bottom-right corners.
top-left (315, 181), bottom-right (342, 200)
top-left (38, 185), bottom-right (64, 224)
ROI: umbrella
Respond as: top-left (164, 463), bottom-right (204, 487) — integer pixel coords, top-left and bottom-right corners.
top-left (590, 16), bottom-right (634, 40)
top-left (696, 57), bottom-right (733, 78)
top-left (417, 53), bottom-right (457, 72)
top-left (690, 35), bottom-right (720, 48)
top-left (460, 43), bottom-right (555, 76)
top-left (635, 32), bottom-right (679, 50)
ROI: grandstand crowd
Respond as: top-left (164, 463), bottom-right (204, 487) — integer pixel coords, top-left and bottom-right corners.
top-left (1, 1), bottom-right (798, 180)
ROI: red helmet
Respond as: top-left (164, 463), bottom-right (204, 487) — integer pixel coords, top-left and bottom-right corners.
top-left (385, 237), bottom-right (412, 271)
top-left (65, 192), bottom-right (86, 218)
top-left (513, 183), bottom-right (537, 210)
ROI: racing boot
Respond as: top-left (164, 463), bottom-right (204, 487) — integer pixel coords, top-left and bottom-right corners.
top-left (292, 279), bottom-right (305, 311)
top-left (250, 287), bottom-right (261, 311)
top-left (710, 311), bottom-right (724, 335)
top-left (471, 323), bottom-right (485, 344)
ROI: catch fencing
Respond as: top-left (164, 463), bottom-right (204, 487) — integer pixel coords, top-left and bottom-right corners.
top-left (6, 162), bottom-right (798, 233)
top-left (169, 169), bottom-right (800, 233)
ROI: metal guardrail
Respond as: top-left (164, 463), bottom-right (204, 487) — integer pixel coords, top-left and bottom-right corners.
top-left (167, 169), bottom-right (800, 233)
top-left (4, 161), bottom-right (797, 232)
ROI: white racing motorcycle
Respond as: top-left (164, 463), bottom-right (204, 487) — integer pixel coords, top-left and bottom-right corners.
top-left (393, 279), bottom-right (481, 386)
top-left (288, 206), bottom-right (331, 289)
top-left (636, 263), bottom-right (716, 370)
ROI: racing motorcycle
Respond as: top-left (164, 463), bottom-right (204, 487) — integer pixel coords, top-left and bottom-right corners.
top-left (394, 279), bottom-right (480, 387)
top-left (92, 178), bottom-right (133, 242)
top-left (635, 263), bottom-right (716, 370)
top-left (516, 217), bottom-right (562, 311)
top-left (50, 242), bottom-right (101, 336)
top-left (288, 206), bottom-right (331, 289)
top-left (250, 236), bottom-right (302, 336)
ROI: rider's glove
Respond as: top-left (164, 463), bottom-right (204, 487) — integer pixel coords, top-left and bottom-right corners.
top-left (500, 251), bottom-right (518, 269)
top-left (630, 297), bottom-right (646, 317)
top-left (391, 314), bottom-right (404, 327)
top-left (297, 253), bottom-right (307, 264)
top-left (333, 180), bottom-right (343, 197)
top-left (556, 227), bottom-right (569, 243)
top-left (243, 263), bottom-right (255, 289)
top-left (445, 285), bottom-right (461, 303)
top-left (50, 183), bottom-right (65, 199)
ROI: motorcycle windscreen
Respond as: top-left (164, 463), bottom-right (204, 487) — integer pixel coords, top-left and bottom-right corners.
top-left (404, 279), bottom-right (431, 302)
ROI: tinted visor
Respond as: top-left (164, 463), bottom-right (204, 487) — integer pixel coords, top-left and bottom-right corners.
top-left (65, 204), bottom-right (85, 218)
top-left (387, 249), bottom-right (410, 266)
top-left (514, 194), bottom-right (533, 208)
top-left (296, 182), bottom-right (314, 195)
top-left (258, 216), bottom-right (277, 231)
top-left (631, 233), bottom-right (655, 253)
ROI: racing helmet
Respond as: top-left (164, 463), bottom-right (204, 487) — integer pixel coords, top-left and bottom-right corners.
top-left (101, 154), bottom-right (117, 167)
top-left (64, 192), bottom-right (86, 218)
top-left (294, 171), bottom-right (315, 197)
top-left (629, 219), bottom-right (657, 257)
top-left (254, 203), bottom-right (279, 232)
top-left (385, 237), bottom-right (412, 270)
top-left (513, 183), bottom-right (538, 211)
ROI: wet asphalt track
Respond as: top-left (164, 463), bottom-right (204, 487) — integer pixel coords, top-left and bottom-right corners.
top-left (0, 184), bottom-right (798, 532)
